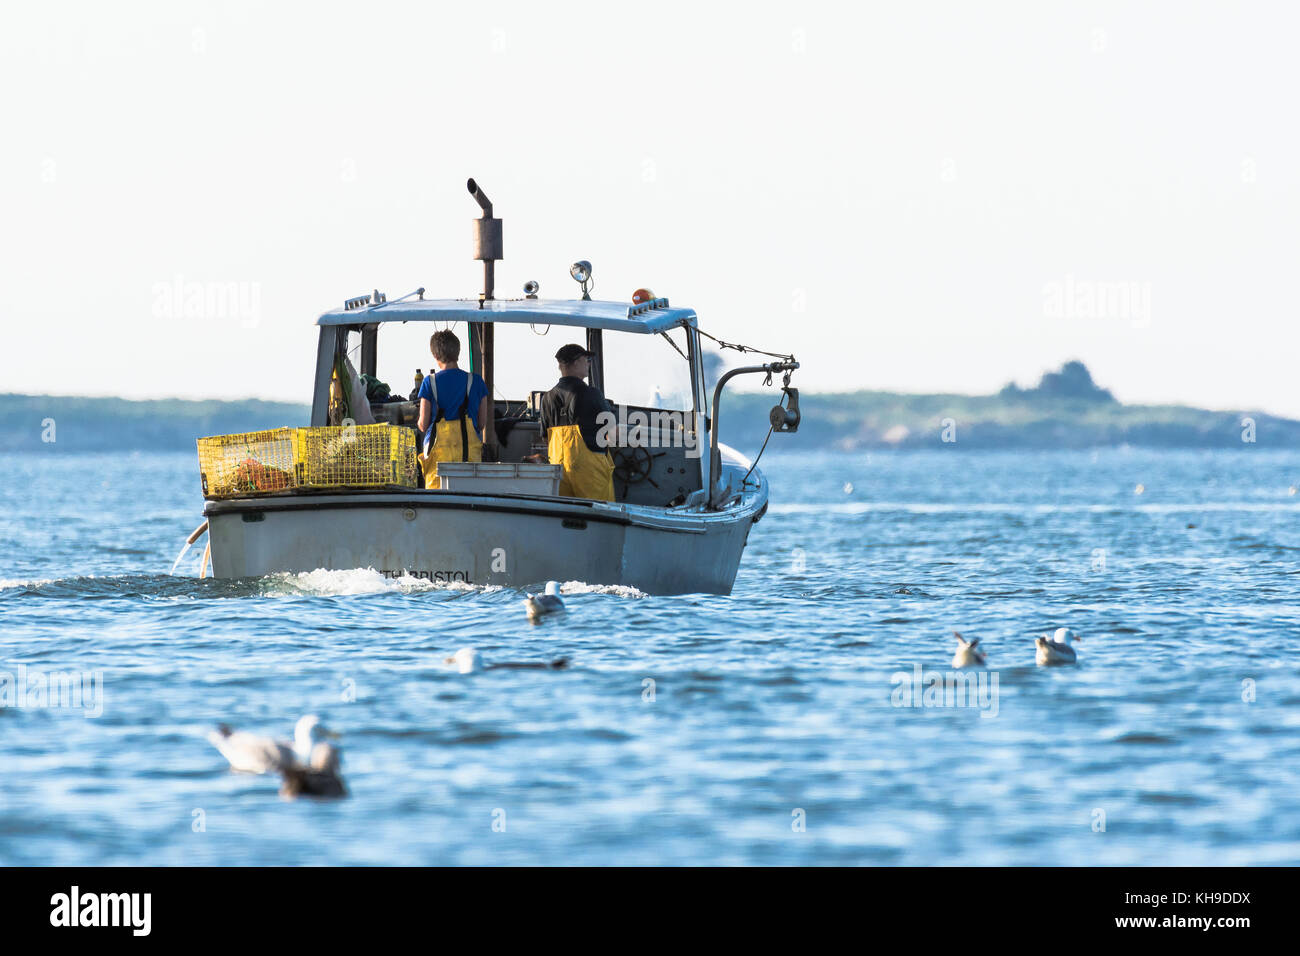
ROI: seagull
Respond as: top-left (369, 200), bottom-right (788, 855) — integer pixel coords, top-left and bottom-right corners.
top-left (207, 714), bottom-right (336, 774)
top-left (440, 647), bottom-right (571, 672)
top-left (488, 658), bottom-right (571, 670)
top-left (525, 581), bottom-right (566, 623)
top-left (444, 647), bottom-right (484, 674)
top-left (279, 740), bottom-right (348, 799)
top-left (1036, 627), bottom-right (1081, 666)
top-left (952, 632), bottom-right (986, 669)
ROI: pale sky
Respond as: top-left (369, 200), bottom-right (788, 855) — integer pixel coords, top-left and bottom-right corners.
top-left (3, 2), bottom-right (1298, 415)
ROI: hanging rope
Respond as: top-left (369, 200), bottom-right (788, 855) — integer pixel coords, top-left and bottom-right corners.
top-left (696, 327), bottom-right (796, 363)
top-left (741, 387), bottom-right (791, 486)
top-left (658, 331), bottom-right (689, 361)
top-left (742, 424), bottom-right (774, 486)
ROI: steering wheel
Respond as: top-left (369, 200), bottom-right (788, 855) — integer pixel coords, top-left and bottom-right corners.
top-left (611, 445), bottom-right (659, 488)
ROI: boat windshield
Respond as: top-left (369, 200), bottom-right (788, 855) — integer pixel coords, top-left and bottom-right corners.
top-left (361, 321), bottom-right (692, 412)
top-left (600, 327), bottom-right (693, 411)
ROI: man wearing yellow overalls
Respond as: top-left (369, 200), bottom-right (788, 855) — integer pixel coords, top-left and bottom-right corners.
top-left (540, 343), bottom-right (615, 501)
top-left (417, 330), bottom-right (489, 489)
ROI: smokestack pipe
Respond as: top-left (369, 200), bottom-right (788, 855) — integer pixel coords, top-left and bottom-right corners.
top-left (467, 178), bottom-right (502, 302)
top-left (467, 178), bottom-right (493, 217)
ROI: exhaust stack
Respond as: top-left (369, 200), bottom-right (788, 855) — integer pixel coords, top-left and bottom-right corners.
top-left (467, 178), bottom-right (502, 301)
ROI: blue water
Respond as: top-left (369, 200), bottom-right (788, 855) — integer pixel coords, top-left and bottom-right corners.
top-left (2, 448), bottom-right (1298, 865)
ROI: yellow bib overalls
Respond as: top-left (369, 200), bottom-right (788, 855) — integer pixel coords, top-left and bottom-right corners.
top-left (547, 424), bottom-right (614, 501)
top-left (420, 372), bottom-right (483, 489)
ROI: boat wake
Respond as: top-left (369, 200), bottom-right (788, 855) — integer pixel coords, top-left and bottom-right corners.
top-left (261, 571), bottom-right (649, 599)
top-left (0, 569), bottom-right (648, 602)
top-left (0, 576), bottom-right (57, 592)
top-left (257, 568), bottom-right (504, 598)
top-left (556, 580), bottom-right (647, 598)
top-left (0, 573), bottom-right (230, 601)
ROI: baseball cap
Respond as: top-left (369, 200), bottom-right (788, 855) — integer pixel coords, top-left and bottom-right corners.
top-left (555, 343), bottom-right (595, 364)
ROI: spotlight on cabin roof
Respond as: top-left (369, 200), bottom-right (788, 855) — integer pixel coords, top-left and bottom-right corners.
top-left (570, 260), bottom-right (593, 301)
top-left (632, 287), bottom-right (655, 305)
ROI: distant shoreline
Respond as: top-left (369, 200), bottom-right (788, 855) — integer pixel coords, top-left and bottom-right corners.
top-left (3, 388), bottom-right (1295, 452)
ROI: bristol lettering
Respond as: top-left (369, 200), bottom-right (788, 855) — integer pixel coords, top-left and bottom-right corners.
top-left (380, 569), bottom-right (471, 583)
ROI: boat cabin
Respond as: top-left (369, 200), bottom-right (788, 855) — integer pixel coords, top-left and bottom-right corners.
top-left (310, 296), bottom-right (714, 507)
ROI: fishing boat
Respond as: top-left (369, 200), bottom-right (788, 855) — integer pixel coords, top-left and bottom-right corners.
top-left (188, 180), bottom-right (800, 595)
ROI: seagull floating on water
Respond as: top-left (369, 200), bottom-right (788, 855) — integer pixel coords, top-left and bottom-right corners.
top-left (444, 647), bottom-right (484, 674)
top-left (279, 740), bottom-right (347, 799)
top-left (207, 714), bottom-right (336, 774)
top-left (525, 581), bottom-right (566, 623)
top-left (441, 646), bottom-right (571, 672)
top-left (1036, 627), bottom-right (1081, 666)
top-left (952, 632), bottom-right (986, 668)
top-left (491, 657), bottom-right (570, 670)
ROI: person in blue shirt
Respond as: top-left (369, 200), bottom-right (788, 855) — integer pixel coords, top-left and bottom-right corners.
top-left (416, 329), bottom-right (490, 488)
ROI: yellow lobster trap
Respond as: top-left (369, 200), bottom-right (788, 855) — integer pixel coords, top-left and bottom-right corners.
top-left (197, 425), bottom-right (419, 499)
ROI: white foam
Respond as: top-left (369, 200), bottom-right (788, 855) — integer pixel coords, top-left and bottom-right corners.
top-left (259, 567), bottom-right (502, 597)
top-left (558, 580), bottom-right (648, 598)
top-left (0, 577), bottom-right (54, 590)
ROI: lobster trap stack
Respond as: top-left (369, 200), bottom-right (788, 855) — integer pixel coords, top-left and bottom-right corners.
top-left (197, 425), bottom-right (418, 499)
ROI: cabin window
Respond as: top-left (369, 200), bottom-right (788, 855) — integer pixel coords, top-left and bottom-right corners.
top-left (489, 323), bottom-right (580, 400)
top-left (366, 321), bottom-right (475, 401)
top-left (358, 320), bottom-right (694, 412)
top-left (599, 326), bottom-right (694, 412)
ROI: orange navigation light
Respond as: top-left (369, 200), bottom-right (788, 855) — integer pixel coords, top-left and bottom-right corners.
top-left (632, 288), bottom-right (656, 305)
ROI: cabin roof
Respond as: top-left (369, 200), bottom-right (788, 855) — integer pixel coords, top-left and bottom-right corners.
top-left (316, 297), bottom-right (697, 333)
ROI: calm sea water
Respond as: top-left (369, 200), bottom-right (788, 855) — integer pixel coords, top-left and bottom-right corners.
top-left (1, 447), bottom-right (1298, 865)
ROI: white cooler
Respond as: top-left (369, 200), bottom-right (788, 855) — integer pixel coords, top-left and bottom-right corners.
top-left (434, 461), bottom-right (562, 496)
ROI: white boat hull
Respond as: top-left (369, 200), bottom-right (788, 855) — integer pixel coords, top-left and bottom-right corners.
top-left (203, 485), bottom-right (767, 595)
